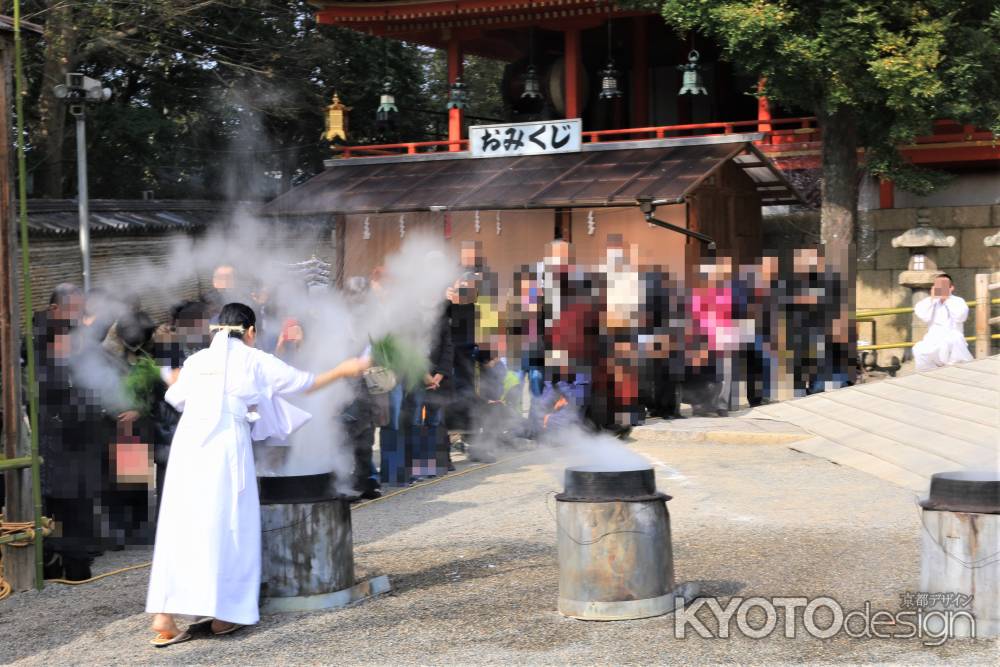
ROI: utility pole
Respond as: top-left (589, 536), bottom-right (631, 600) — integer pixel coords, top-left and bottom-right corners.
top-left (53, 73), bottom-right (110, 293)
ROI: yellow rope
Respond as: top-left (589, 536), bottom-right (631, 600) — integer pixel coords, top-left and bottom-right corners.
top-left (47, 562), bottom-right (151, 586)
top-left (352, 451), bottom-right (527, 510)
top-left (0, 517), bottom-right (53, 600)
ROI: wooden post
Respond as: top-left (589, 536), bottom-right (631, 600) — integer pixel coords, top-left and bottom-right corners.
top-left (564, 28), bottom-right (581, 120)
top-left (447, 39), bottom-right (463, 152)
top-left (630, 17), bottom-right (649, 129)
top-left (975, 273), bottom-right (989, 358)
top-left (334, 213), bottom-right (346, 290)
top-left (0, 35), bottom-right (34, 592)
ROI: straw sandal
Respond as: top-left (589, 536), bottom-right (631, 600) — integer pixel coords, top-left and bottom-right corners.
top-left (150, 630), bottom-right (192, 647)
top-left (210, 621), bottom-right (244, 636)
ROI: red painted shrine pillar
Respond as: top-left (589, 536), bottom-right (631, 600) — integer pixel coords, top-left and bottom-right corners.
top-left (448, 39), bottom-right (464, 151)
top-left (630, 17), bottom-right (649, 129)
top-left (564, 28), bottom-right (582, 120)
top-left (757, 78), bottom-right (772, 142)
top-left (879, 179), bottom-right (895, 209)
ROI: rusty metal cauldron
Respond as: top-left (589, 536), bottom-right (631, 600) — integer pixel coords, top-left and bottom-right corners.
top-left (257, 472), bottom-right (391, 613)
top-left (556, 466), bottom-right (695, 620)
top-left (918, 470), bottom-right (1000, 638)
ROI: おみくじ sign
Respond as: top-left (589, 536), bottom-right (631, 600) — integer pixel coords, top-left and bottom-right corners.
top-left (470, 119), bottom-right (582, 158)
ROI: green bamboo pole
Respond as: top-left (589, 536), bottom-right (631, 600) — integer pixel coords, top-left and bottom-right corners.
top-left (0, 455), bottom-right (38, 472)
top-left (13, 1), bottom-right (44, 591)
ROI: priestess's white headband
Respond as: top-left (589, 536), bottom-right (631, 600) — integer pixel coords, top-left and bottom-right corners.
top-left (209, 324), bottom-right (246, 334)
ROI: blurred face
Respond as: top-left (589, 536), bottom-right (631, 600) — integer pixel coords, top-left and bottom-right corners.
top-left (761, 256), bottom-right (778, 281)
top-left (213, 265), bottom-right (236, 290)
top-left (932, 275), bottom-right (954, 297)
top-left (460, 247), bottom-right (478, 267)
top-left (53, 293), bottom-right (85, 325)
top-left (606, 245), bottom-right (625, 266)
top-left (716, 257), bottom-right (733, 281)
top-left (546, 241), bottom-right (571, 266)
top-left (177, 314), bottom-right (208, 342)
top-left (793, 248), bottom-right (821, 274)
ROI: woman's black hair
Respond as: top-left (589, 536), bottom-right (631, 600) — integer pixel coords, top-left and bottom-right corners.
top-left (118, 310), bottom-right (157, 351)
top-left (218, 302), bottom-right (256, 339)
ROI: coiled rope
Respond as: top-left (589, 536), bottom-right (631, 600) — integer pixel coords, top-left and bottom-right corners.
top-left (0, 517), bottom-right (53, 600)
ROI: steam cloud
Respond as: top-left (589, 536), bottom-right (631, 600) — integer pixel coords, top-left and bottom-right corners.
top-left (71, 209), bottom-right (460, 489)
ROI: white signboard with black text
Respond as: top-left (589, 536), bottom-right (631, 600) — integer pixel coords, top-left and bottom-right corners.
top-left (470, 118), bottom-right (582, 158)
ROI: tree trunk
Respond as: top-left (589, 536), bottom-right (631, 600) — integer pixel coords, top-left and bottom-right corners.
top-left (818, 103), bottom-right (858, 384)
top-left (35, 2), bottom-right (77, 198)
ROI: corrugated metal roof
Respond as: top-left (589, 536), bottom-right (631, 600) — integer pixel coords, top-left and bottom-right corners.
top-left (22, 199), bottom-right (229, 237)
top-left (263, 140), bottom-right (803, 216)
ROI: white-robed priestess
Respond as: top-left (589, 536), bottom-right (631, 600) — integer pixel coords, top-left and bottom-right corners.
top-left (912, 294), bottom-right (974, 371)
top-left (145, 331), bottom-right (314, 625)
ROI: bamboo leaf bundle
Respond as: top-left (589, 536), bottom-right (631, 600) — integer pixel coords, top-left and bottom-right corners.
top-left (124, 356), bottom-right (161, 416)
top-left (370, 334), bottom-right (428, 392)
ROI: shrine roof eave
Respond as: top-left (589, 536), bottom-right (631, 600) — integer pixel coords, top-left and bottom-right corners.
top-left (312, 0), bottom-right (654, 30)
top-left (262, 134), bottom-right (806, 217)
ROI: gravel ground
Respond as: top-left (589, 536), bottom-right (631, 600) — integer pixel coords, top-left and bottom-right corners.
top-left (1, 431), bottom-right (995, 665)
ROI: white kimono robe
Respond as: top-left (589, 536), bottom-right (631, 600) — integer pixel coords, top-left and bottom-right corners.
top-left (145, 332), bottom-right (314, 625)
top-left (912, 295), bottom-right (974, 371)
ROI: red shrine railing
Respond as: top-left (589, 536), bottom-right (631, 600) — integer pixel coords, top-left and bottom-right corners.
top-left (332, 117), bottom-right (996, 165)
top-left (334, 117), bottom-right (820, 158)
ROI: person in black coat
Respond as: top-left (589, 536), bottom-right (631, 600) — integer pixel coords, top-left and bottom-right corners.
top-left (33, 284), bottom-right (111, 581)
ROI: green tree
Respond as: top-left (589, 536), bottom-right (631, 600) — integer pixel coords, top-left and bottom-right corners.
top-left (654, 0), bottom-right (1000, 274)
top-left (15, 0), bottom-right (433, 199)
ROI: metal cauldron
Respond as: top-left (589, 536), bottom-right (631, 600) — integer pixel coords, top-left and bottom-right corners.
top-left (919, 470), bottom-right (999, 637)
top-left (257, 472), bottom-right (391, 612)
top-left (556, 466), bottom-right (693, 620)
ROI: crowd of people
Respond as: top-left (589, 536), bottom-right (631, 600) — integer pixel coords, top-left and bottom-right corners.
top-left (390, 237), bottom-right (850, 431)
top-left (7, 236), bottom-right (857, 583)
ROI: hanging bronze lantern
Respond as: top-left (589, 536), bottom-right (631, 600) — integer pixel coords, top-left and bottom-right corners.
top-left (598, 20), bottom-right (622, 100)
top-left (522, 65), bottom-right (543, 100)
top-left (447, 78), bottom-right (469, 110)
top-left (598, 61), bottom-right (622, 100)
top-left (677, 50), bottom-right (708, 96)
top-left (376, 79), bottom-right (398, 129)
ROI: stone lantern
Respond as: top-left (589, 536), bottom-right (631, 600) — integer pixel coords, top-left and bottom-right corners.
top-left (892, 208), bottom-right (956, 344)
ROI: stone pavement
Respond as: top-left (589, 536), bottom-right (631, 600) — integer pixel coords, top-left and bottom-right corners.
top-left (750, 355), bottom-right (1000, 492)
top-left (640, 355), bottom-right (999, 493)
top-left (1, 431), bottom-right (995, 665)
top-left (637, 414), bottom-right (810, 444)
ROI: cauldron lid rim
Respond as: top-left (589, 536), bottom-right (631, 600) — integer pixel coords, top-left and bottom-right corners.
top-left (929, 470), bottom-right (1000, 483)
top-left (919, 469), bottom-right (1000, 514)
top-left (565, 465), bottom-right (654, 473)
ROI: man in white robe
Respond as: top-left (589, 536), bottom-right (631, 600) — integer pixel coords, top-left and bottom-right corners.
top-left (912, 273), bottom-right (974, 371)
